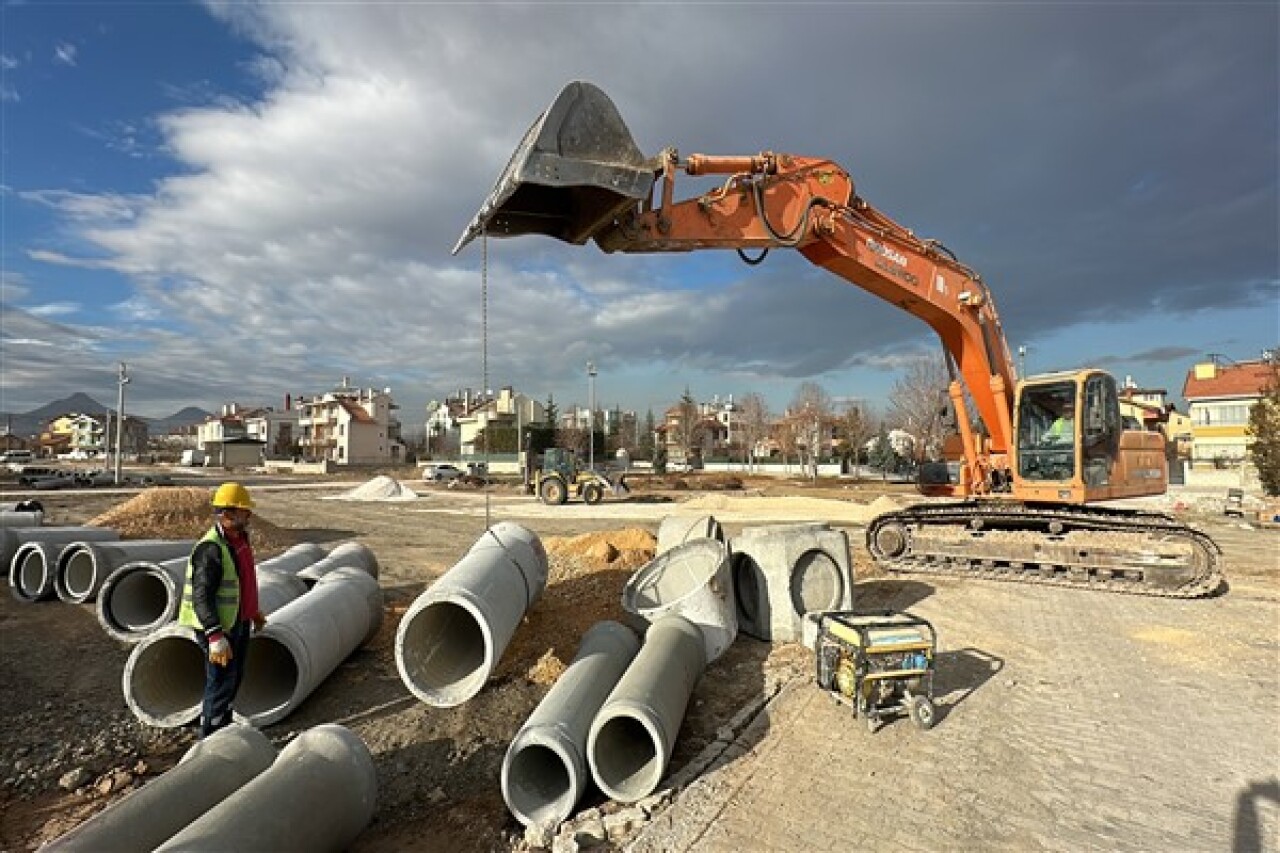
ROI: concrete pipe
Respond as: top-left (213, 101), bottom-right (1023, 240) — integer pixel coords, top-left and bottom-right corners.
top-left (655, 515), bottom-right (724, 556)
top-left (97, 557), bottom-right (187, 643)
top-left (396, 522), bottom-right (548, 707)
top-left (296, 541), bottom-right (379, 586)
top-left (587, 614), bottom-right (706, 804)
top-left (257, 542), bottom-right (328, 576)
top-left (621, 538), bottom-right (736, 664)
top-left (44, 725), bottom-right (276, 852)
top-left (123, 569), bottom-right (310, 728)
top-left (2, 499), bottom-right (44, 514)
top-left (234, 568), bottom-right (383, 726)
top-left (56, 539), bottom-right (194, 604)
top-left (155, 724), bottom-right (377, 853)
top-left (502, 620), bottom-right (640, 828)
top-left (0, 510), bottom-right (43, 528)
top-left (4, 526), bottom-right (119, 592)
top-left (729, 523), bottom-right (854, 643)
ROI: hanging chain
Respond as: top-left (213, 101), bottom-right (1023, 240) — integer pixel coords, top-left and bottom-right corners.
top-left (481, 224), bottom-right (491, 530)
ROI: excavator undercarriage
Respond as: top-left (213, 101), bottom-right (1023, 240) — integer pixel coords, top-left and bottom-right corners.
top-left (867, 502), bottom-right (1222, 598)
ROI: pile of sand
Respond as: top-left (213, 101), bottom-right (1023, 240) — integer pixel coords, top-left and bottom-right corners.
top-left (88, 487), bottom-right (297, 556)
top-left (500, 527), bottom-right (658, 686)
top-left (325, 475), bottom-right (419, 502)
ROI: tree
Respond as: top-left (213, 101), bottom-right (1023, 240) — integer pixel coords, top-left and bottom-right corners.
top-left (887, 355), bottom-right (952, 461)
top-left (637, 409), bottom-right (656, 461)
top-left (675, 387), bottom-right (703, 465)
top-left (868, 424), bottom-right (897, 479)
top-left (838, 401), bottom-right (876, 477)
top-left (736, 393), bottom-right (771, 471)
top-left (1247, 363), bottom-right (1280, 496)
top-left (544, 393), bottom-right (560, 447)
top-left (789, 381), bottom-right (833, 480)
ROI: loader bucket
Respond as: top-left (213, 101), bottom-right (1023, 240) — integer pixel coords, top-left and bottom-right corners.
top-left (452, 81), bottom-right (657, 254)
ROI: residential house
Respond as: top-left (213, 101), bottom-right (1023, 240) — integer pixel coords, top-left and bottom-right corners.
top-left (198, 404), bottom-right (264, 468)
top-left (242, 399), bottom-right (300, 459)
top-left (1182, 355), bottom-right (1277, 466)
top-left (456, 387), bottom-right (546, 456)
top-left (297, 380), bottom-right (404, 465)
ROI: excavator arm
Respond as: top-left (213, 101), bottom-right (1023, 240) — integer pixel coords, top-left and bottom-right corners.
top-left (455, 81), bottom-right (1018, 497)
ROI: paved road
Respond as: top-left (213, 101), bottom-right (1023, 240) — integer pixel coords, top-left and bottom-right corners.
top-left (631, 547), bottom-right (1279, 852)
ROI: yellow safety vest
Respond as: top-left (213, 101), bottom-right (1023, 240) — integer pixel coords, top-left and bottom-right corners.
top-left (177, 527), bottom-right (241, 632)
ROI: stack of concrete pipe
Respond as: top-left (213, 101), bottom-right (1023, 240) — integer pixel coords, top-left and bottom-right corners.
top-left (0, 500), bottom-right (44, 527)
top-left (55, 539), bottom-right (194, 604)
top-left (396, 522), bottom-right (548, 707)
top-left (296, 541), bottom-right (378, 586)
top-left (7, 527), bottom-right (120, 602)
top-left (235, 567), bottom-right (383, 726)
top-left (728, 522), bottom-right (854, 643)
top-left (46, 723), bottom-right (376, 853)
top-left (99, 543), bottom-right (329, 644)
top-left (502, 620), bottom-right (640, 828)
top-left (621, 537), bottom-right (736, 664)
top-left (122, 547), bottom-right (334, 728)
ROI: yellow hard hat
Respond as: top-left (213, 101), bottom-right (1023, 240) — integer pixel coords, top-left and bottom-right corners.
top-left (212, 482), bottom-right (254, 510)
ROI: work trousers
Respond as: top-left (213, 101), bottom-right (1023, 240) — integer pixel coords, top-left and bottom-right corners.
top-left (196, 619), bottom-right (251, 738)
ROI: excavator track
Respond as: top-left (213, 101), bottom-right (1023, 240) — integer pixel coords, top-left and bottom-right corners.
top-left (867, 501), bottom-right (1223, 599)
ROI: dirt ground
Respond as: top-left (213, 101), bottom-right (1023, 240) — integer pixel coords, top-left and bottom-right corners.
top-left (0, 469), bottom-right (1274, 851)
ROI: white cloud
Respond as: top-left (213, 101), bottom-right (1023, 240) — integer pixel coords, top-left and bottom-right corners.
top-left (53, 42), bottom-right (78, 67)
top-left (27, 302), bottom-right (80, 318)
top-left (1, 55), bottom-right (18, 70)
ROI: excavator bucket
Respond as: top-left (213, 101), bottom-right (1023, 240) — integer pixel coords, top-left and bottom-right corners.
top-left (452, 81), bottom-right (657, 254)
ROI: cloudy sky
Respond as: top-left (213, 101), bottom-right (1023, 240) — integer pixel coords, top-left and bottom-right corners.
top-left (2, 3), bottom-right (1276, 430)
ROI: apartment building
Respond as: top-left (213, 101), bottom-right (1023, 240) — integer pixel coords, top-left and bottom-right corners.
top-left (1182, 355), bottom-right (1277, 465)
top-left (297, 380), bottom-right (404, 465)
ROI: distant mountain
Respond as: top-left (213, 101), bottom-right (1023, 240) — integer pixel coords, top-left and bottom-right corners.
top-left (0, 395), bottom-right (214, 438)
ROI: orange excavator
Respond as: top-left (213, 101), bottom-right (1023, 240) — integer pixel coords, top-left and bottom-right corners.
top-left (454, 81), bottom-right (1221, 598)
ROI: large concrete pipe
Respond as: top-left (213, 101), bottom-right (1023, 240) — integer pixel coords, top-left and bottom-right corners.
top-left (155, 724), bottom-right (377, 853)
top-left (4, 526), bottom-right (118, 594)
top-left (1, 499), bottom-right (44, 514)
top-left (44, 725), bottom-right (276, 852)
top-left (99, 553), bottom-right (312, 644)
top-left (621, 538), bottom-right (736, 664)
top-left (56, 539), bottom-right (194, 604)
top-left (396, 522), bottom-right (548, 707)
top-left (729, 523), bottom-right (854, 643)
top-left (0, 510), bottom-right (43, 528)
top-left (587, 614), bottom-right (707, 803)
top-left (234, 568), bottom-right (383, 726)
top-left (123, 569), bottom-right (310, 728)
top-left (97, 557), bottom-right (188, 642)
top-left (257, 542), bottom-right (328, 576)
top-left (502, 620), bottom-right (640, 828)
top-left (655, 514), bottom-right (724, 556)
top-left (296, 541), bottom-right (379, 586)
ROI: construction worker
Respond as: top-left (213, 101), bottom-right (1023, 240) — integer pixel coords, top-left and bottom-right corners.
top-left (178, 482), bottom-right (266, 738)
top-left (1046, 399), bottom-right (1075, 444)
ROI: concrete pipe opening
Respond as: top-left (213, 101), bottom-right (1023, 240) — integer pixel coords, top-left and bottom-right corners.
top-left (622, 539), bottom-right (735, 663)
top-left (397, 599), bottom-right (488, 706)
top-left (790, 549), bottom-right (845, 614)
top-left (504, 739), bottom-right (576, 827)
top-left (104, 569), bottom-right (174, 633)
top-left (730, 552), bottom-right (766, 629)
top-left (12, 544), bottom-right (52, 601)
top-left (59, 549), bottom-right (97, 600)
top-left (236, 636), bottom-right (299, 723)
top-left (590, 713), bottom-right (662, 803)
top-left (126, 632), bottom-right (205, 727)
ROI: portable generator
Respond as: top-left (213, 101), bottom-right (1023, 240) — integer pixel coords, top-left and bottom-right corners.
top-left (814, 610), bottom-right (937, 732)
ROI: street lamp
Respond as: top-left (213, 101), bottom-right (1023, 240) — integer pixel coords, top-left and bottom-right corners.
top-left (587, 361), bottom-right (598, 472)
top-left (114, 362), bottom-right (130, 485)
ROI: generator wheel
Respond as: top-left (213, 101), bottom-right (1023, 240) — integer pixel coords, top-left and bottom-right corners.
top-left (539, 477), bottom-right (568, 506)
top-left (582, 482), bottom-right (603, 505)
top-left (909, 696), bottom-right (936, 731)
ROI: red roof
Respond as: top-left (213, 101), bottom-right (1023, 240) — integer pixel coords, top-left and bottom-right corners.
top-left (1182, 361), bottom-right (1276, 401)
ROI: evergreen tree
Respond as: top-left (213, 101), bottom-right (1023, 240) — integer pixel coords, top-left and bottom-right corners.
top-left (1247, 365), bottom-right (1280, 496)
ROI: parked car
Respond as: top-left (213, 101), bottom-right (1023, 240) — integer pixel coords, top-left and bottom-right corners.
top-left (423, 463), bottom-right (463, 482)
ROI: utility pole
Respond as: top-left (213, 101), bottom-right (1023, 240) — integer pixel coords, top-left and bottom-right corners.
top-left (587, 361), bottom-right (597, 472)
top-left (114, 362), bottom-right (130, 485)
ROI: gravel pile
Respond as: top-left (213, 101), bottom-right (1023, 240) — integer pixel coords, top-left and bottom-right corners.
top-left (87, 487), bottom-right (297, 555)
top-left (325, 475), bottom-right (420, 502)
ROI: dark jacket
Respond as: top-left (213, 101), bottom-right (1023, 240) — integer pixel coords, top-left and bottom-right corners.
top-left (189, 526), bottom-right (246, 635)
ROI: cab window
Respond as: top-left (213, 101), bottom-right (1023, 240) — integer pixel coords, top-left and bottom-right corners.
top-left (1017, 381), bottom-right (1076, 481)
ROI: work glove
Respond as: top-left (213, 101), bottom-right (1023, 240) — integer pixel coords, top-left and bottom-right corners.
top-left (252, 612), bottom-right (267, 634)
top-left (208, 634), bottom-right (232, 667)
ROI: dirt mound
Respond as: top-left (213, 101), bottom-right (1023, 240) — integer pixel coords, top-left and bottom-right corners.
top-left (326, 475), bottom-right (419, 502)
top-left (88, 487), bottom-right (297, 556)
top-left (499, 527), bottom-right (658, 686)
